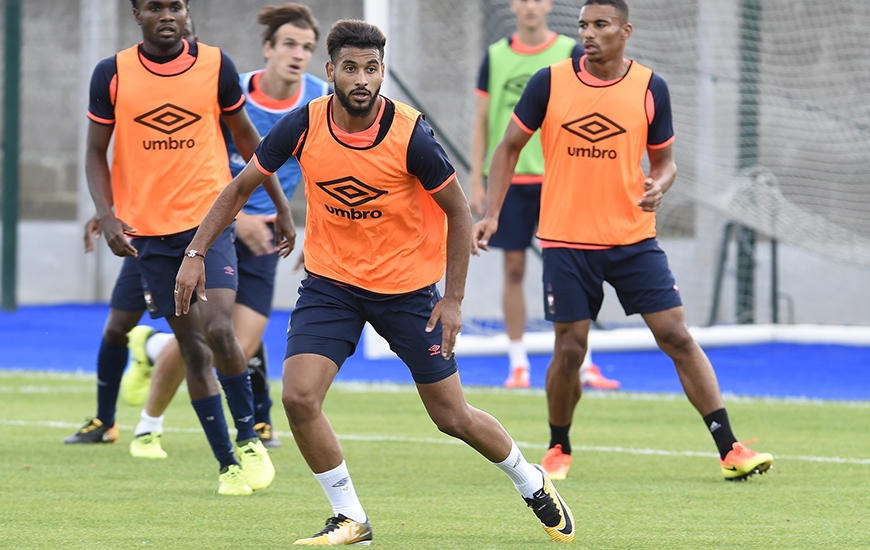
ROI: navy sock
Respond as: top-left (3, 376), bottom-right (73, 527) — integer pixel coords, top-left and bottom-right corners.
top-left (549, 422), bottom-right (572, 455)
top-left (703, 408), bottom-right (738, 459)
top-left (191, 394), bottom-right (236, 470)
top-left (95, 339), bottom-right (128, 426)
top-left (219, 371), bottom-right (257, 441)
top-left (253, 392), bottom-right (273, 426)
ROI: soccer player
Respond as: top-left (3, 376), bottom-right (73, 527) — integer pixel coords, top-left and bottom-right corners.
top-left (471, 0), bottom-right (620, 392)
top-left (473, 0), bottom-right (774, 482)
top-left (68, 0), bottom-right (287, 496)
top-left (174, 19), bottom-right (576, 545)
top-left (121, 2), bottom-right (331, 459)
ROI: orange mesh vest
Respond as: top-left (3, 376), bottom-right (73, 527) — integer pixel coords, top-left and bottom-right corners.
top-left (538, 58), bottom-right (655, 246)
top-left (112, 43), bottom-right (231, 236)
top-left (300, 97), bottom-right (447, 294)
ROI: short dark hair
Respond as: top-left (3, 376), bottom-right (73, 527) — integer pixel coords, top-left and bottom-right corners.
top-left (325, 20), bottom-right (386, 63)
top-left (582, 0), bottom-right (629, 22)
top-left (258, 3), bottom-right (319, 45)
top-left (131, 0), bottom-right (190, 9)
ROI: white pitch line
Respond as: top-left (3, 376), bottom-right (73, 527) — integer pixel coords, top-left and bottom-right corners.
top-left (3, 418), bottom-right (869, 466)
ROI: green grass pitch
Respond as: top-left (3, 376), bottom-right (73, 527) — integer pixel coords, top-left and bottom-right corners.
top-left (1, 370), bottom-right (868, 549)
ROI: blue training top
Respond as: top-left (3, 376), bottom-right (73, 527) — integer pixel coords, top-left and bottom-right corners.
top-left (225, 70), bottom-right (331, 215)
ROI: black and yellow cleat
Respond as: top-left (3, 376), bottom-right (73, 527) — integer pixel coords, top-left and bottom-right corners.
top-left (63, 418), bottom-right (119, 444)
top-left (525, 464), bottom-right (575, 543)
top-left (294, 514), bottom-right (373, 546)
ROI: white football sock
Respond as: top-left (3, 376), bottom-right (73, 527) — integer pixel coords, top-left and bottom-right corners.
top-left (492, 440), bottom-right (544, 499)
top-left (145, 332), bottom-right (174, 364)
top-left (135, 410), bottom-right (164, 436)
top-left (314, 460), bottom-right (367, 524)
top-left (508, 339), bottom-right (530, 370)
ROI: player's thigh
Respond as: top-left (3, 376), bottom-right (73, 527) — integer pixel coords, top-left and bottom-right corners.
top-left (542, 248), bottom-right (605, 322)
top-left (284, 276), bottom-right (366, 370)
top-left (233, 302), bottom-right (268, 358)
top-left (364, 284), bottom-right (458, 385)
top-left (605, 238), bottom-right (683, 316)
top-left (235, 231), bottom-right (278, 319)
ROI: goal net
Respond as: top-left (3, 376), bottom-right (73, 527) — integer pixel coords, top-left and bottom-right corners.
top-left (384, 0), bottom-right (870, 330)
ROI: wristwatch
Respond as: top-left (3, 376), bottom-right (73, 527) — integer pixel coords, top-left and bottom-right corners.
top-left (185, 249), bottom-right (205, 259)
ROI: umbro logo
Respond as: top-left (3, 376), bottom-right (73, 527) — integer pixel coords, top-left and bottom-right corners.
top-left (504, 74), bottom-right (532, 97)
top-left (562, 113), bottom-right (626, 143)
top-left (134, 103), bottom-right (201, 135)
top-left (317, 177), bottom-right (387, 207)
top-left (332, 477), bottom-right (351, 488)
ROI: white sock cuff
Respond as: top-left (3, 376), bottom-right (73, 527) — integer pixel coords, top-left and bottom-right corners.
top-left (135, 410), bottom-right (164, 436)
top-left (145, 332), bottom-right (174, 364)
top-left (313, 460), bottom-right (350, 485)
top-left (492, 440), bottom-right (544, 499)
top-left (508, 339), bottom-right (529, 369)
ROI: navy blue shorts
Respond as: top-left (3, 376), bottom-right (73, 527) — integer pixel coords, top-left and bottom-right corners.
top-left (132, 225), bottom-right (239, 319)
top-left (235, 225), bottom-right (278, 318)
top-left (109, 255), bottom-right (146, 312)
top-left (487, 183), bottom-right (541, 251)
top-left (541, 238), bottom-right (682, 322)
top-left (285, 275), bottom-right (458, 384)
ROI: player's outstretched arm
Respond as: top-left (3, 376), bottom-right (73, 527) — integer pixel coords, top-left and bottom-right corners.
top-left (222, 108), bottom-right (295, 257)
top-left (472, 119), bottom-right (532, 254)
top-left (469, 94), bottom-right (490, 218)
top-left (638, 144), bottom-right (677, 213)
top-left (427, 177), bottom-right (472, 359)
top-left (174, 162), bottom-right (267, 316)
top-left (85, 120), bottom-right (138, 258)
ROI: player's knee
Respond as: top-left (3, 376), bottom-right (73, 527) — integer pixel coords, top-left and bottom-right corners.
top-left (504, 266), bottom-right (525, 285)
top-left (202, 318), bottom-right (236, 356)
top-left (433, 416), bottom-right (465, 440)
top-left (556, 337), bottom-right (587, 369)
top-left (281, 387), bottom-right (322, 424)
top-left (655, 325), bottom-right (695, 354)
top-left (102, 325), bottom-right (129, 346)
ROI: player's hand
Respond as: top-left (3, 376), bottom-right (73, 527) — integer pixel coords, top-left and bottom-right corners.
top-left (638, 177), bottom-right (663, 212)
top-left (83, 214), bottom-right (102, 253)
top-left (99, 215), bottom-right (138, 257)
top-left (471, 217), bottom-right (498, 255)
top-left (235, 211), bottom-right (277, 256)
top-left (174, 255), bottom-right (206, 316)
top-left (469, 175), bottom-right (487, 218)
top-left (272, 208), bottom-right (296, 259)
top-left (425, 296), bottom-right (462, 359)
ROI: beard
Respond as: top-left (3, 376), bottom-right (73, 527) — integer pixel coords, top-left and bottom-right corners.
top-left (334, 85), bottom-right (380, 118)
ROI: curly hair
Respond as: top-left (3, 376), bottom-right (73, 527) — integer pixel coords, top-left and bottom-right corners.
top-left (325, 20), bottom-right (386, 63)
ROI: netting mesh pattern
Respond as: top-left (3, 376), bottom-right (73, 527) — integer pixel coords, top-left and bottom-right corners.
top-left (388, 0), bottom-right (870, 266)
